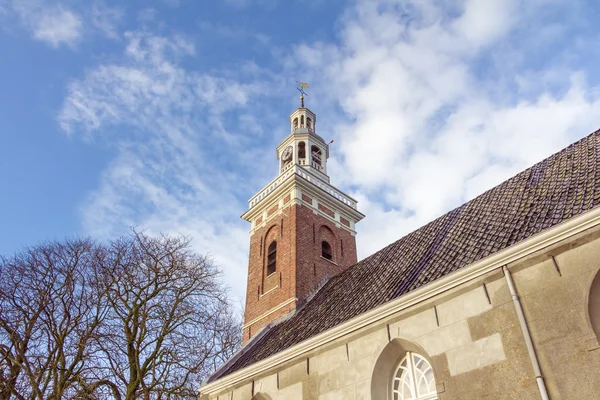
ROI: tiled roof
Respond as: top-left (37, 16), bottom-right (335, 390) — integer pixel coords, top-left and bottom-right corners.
top-left (210, 128), bottom-right (600, 382)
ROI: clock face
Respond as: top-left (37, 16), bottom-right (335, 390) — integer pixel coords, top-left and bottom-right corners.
top-left (282, 146), bottom-right (293, 162)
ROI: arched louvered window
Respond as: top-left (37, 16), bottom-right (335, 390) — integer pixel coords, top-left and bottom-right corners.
top-left (392, 352), bottom-right (437, 400)
top-left (322, 241), bottom-right (332, 260)
top-left (266, 241), bottom-right (277, 276)
top-left (307, 117), bottom-right (312, 129)
top-left (293, 118), bottom-right (298, 129)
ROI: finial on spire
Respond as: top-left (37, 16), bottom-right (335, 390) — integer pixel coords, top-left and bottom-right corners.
top-left (296, 81), bottom-right (309, 108)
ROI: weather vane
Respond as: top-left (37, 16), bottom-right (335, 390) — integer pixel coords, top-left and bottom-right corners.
top-left (296, 81), bottom-right (309, 107)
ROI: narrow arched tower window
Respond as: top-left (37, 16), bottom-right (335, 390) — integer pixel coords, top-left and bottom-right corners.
top-left (311, 146), bottom-right (322, 166)
top-left (298, 142), bottom-right (306, 160)
top-left (322, 241), bottom-right (332, 260)
top-left (266, 241), bottom-right (277, 276)
top-left (392, 352), bottom-right (437, 400)
top-left (307, 117), bottom-right (312, 129)
top-left (300, 115), bottom-right (304, 127)
top-left (293, 117), bottom-right (298, 129)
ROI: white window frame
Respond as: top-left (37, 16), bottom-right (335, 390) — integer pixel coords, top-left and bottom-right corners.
top-left (391, 352), bottom-right (437, 400)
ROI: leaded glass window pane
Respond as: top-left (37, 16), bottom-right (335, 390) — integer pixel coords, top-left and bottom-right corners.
top-left (392, 352), bottom-right (437, 400)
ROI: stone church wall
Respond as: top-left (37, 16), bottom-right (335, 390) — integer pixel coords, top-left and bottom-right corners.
top-left (209, 228), bottom-right (600, 400)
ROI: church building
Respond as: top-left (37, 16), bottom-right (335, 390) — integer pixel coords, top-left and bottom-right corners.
top-left (200, 97), bottom-right (600, 399)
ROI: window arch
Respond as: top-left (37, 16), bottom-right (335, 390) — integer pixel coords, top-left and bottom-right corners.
top-left (267, 241), bottom-right (277, 276)
top-left (307, 117), bottom-right (312, 129)
top-left (300, 115), bottom-right (304, 127)
top-left (371, 339), bottom-right (437, 400)
top-left (392, 352), bottom-right (437, 400)
top-left (589, 269), bottom-right (600, 341)
top-left (293, 117), bottom-right (298, 129)
top-left (322, 241), bottom-right (333, 260)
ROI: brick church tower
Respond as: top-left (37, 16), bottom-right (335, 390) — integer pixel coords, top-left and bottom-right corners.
top-left (241, 92), bottom-right (364, 343)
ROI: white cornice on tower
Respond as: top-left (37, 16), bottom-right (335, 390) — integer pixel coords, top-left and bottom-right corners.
top-left (241, 165), bottom-right (364, 235)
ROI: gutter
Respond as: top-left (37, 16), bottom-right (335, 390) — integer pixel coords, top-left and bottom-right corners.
top-left (503, 266), bottom-right (550, 400)
top-left (200, 205), bottom-right (600, 395)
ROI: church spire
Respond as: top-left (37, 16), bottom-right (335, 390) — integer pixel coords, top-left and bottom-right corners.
top-left (240, 84), bottom-right (364, 343)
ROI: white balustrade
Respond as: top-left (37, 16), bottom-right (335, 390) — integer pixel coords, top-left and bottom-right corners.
top-left (248, 165), bottom-right (356, 210)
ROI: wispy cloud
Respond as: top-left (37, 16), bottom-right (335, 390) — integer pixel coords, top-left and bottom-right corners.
top-left (59, 31), bottom-right (273, 301)
top-left (222, 0), bottom-right (277, 9)
top-left (91, 1), bottom-right (123, 39)
top-left (10, 1), bottom-right (83, 47)
top-left (3, 0), bottom-right (124, 47)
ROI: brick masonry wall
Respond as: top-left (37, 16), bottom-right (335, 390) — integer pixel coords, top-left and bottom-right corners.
top-left (294, 204), bottom-right (357, 305)
top-left (243, 205), bottom-right (297, 344)
top-left (243, 203), bottom-right (358, 343)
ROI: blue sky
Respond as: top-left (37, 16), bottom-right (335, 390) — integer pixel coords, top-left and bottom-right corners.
top-left (2, 0), bottom-right (600, 303)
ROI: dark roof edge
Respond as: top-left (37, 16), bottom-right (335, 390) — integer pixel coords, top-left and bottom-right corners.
top-left (207, 258), bottom-right (351, 384)
top-left (204, 322), bottom-right (273, 385)
top-left (206, 306), bottom-right (302, 384)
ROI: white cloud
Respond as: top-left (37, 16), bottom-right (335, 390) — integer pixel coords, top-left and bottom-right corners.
top-left (291, 0), bottom-right (600, 257)
top-left (12, 1), bottom-right (83, 47)
top-left (32, 6), bottom-right (81, 47)
top-left (452, 0), bottom-right (518, 47)
top-left (4, 1), bottom-right (124, 47)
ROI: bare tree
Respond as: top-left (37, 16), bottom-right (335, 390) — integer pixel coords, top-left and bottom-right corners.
top-left (0, 239), bottom-right (109, 400)
top-left (0, 232), bottom-right (240, 400)
top-left (89, 231), bottom-right (239, 399)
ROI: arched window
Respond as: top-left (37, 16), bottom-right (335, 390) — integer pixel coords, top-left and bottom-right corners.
top-left (307, 117), bottom-right (312, 129)
top-left (298, 142), bottom-right (306, 159)
top-left (300, 115), bottom-right (304, 127)
top-left (392, 352), bottom-right (437, 400)
top-left (590, 269), bottom-right (600, 341)
top-left (311, 146), bottom-right (322, 166)
top-left (322, 241), bottom-right (332, 260)
top-left (267, 241), bottom-right (277, 276)
top-left (293, 118), bottom-right (298, 129)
